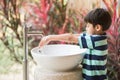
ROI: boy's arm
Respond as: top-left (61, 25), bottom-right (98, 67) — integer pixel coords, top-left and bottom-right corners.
top-left (39, 33), bottom-right (80, 47)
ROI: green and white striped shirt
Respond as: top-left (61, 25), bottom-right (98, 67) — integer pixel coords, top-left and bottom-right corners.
top-left (78, 33), bottom-right (108, 80)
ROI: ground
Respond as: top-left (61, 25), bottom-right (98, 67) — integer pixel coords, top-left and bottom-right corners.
top-left (0, 62), bottom-right (35, 80)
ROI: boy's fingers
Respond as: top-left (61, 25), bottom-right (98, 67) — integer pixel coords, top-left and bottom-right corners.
top-left (38, 37), bottom-right (47, 47)
top-left (38, 36), bottom-right (50, 48)
top-left (38, 41), bottom-right (44, 48)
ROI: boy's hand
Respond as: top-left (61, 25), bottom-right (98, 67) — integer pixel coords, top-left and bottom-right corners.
top-left (38, 36), bottom-right (50, 48)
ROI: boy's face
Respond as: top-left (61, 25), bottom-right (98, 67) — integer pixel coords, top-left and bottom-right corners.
top-left (86, 23), bottom-right (95, 35)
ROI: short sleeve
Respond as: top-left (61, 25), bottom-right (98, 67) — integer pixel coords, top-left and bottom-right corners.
top-left (78, 33), bottom-right (94, 49)
top-left (78, 33), bottom-right (107, 50)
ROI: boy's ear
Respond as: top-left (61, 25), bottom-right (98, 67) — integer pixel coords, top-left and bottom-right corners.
top-left (95, 24), bottom-right (102, 31)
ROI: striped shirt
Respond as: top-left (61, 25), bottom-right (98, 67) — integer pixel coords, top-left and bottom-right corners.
top-left (78, 33), bottom-right (108, 80)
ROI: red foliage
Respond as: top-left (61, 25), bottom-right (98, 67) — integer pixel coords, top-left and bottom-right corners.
top-left (103, 0), bottom-right (120, 79)
top-left (33, 0), bottom-right (52, 24)
top-left (107, 18), bottom-right (120, 54)
top-left (24, 0), bottom-right (86, 36)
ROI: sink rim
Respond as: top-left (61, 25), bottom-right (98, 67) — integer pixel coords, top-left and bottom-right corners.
top-left (31, 44), bottom-right (87, 57)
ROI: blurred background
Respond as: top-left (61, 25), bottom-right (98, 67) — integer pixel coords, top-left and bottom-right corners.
top-left (0, 0), bottom-right (120, 80)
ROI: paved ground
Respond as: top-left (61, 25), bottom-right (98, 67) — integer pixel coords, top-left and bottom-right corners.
top-left (0, 62), bottom-right (35, 80)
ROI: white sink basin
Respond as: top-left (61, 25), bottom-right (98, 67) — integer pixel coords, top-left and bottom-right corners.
top-left (31, 44), bottom-right (86, 72)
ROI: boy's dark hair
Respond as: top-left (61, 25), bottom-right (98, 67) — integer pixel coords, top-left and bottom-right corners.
top-left (84, 8), bottom-right (112, 31)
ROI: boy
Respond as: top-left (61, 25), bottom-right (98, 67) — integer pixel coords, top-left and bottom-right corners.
top-left (39, 8), bottom-right (112, 80)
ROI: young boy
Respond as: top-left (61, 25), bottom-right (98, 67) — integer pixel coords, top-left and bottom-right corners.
top-left (39, 8), bottom-right (112, 80)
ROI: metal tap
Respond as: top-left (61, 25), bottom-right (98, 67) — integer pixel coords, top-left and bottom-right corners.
top-left (23, 24), bottom-right (43, 80)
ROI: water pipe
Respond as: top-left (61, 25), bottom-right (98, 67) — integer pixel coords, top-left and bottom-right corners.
top-left (23, 24), bottom-right (43, 80)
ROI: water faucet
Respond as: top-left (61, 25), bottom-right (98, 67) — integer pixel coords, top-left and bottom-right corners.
top-left (23, 23), bottom-right (43, 80)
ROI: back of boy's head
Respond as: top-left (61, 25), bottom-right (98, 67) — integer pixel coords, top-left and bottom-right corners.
top-left (84, 8), bottom-right (112, 31)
